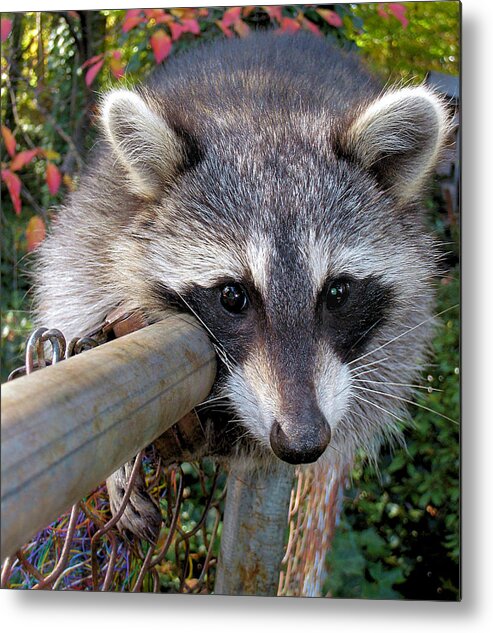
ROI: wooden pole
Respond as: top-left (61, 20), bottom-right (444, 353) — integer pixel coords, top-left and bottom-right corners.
top-left (1, 315), bottom-right (216, 560)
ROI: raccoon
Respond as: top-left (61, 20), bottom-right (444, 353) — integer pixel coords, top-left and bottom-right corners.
top-left (35, 32), bottom-right (450, 541)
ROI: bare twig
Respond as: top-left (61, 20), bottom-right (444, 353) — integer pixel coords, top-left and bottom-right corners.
top-left (34, 100), bottom-right (84, 173)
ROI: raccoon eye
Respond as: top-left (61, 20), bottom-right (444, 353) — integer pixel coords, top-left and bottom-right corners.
top-left (326, 279), bottom-right (350, 310)
top-left (220, 283), bottom-right (248, 314)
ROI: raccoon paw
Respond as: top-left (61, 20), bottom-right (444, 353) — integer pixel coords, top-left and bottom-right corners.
top-left (106, 460), bottom-right (162, 544)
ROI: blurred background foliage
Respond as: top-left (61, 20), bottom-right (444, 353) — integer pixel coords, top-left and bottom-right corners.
top-left (1, 3), bottom-right (460, 598)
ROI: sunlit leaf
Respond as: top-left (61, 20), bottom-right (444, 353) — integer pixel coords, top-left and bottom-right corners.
top-left (300, 17), bottom-right (322, 36)
top-left (85, 59), bottom-right (104, 87)
top-left (1, 17), bottom-right (12, 42)
top-left (216, 20), bottom-right (233, 38)
top-left (242, 6), bottom-right (256, 18)
top-left (278, 17), bottom-right (301, 33)
top-left (1, 168), bottom-right (22, 214)
top-left (63, 173), bottom-right (75, 191)
top-left (263, 6), bottom-right (283, 22)
top-left (41, 149), bottom-right (61, 161)
top-left (46, 162), bottom-right (62, 195)
top-left (222, 7), bottom-right (242, 28)
top-left (316, 8), bottom-right (344, 28)
top-left (10, 148), bottom-right (39, 171)
top-left (233, 19), bottom-right (250, 39)
top-left (150, 30), bottom-right (172, 64)
top-left (170, 8), bottom-right (199, 20)
top-left (26, 215), bottom-right (46, 252)
top-left (109, 50), bottom-right (125, 80)
top-left (1, 125), bottom-right (16, 157)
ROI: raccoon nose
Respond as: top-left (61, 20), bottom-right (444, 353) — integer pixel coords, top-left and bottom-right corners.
top-left (269, 413), bottom-right (331, 465)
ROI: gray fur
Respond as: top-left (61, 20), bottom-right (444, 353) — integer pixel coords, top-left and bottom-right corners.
top-left (34, 33), bottom-right (450, 540)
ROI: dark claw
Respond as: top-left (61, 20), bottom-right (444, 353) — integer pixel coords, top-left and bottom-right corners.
top-left (106, 461), bottom-right (162, 543)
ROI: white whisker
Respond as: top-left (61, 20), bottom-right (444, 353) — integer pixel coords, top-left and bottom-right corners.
top-left (353, 379), bottom-right (443, 392)
top-left (347, 305), bottom-right (458, 368)
top-left (350, 356), bottom-right (389, 375)
top-left (353, 385), bottom-right (458, 425)
top-left (352, 394), bottom-right (408, 426)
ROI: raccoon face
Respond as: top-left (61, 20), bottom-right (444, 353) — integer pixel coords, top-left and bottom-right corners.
top-left (101, 85), bottom-right (449, 466)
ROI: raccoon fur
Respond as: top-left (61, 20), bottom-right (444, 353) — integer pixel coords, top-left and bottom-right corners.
top-left (35, 32), bottom-right (450, 541)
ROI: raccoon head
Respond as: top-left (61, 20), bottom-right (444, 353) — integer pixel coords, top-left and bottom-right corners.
top-left (101, 85), bottom-right (449, 467)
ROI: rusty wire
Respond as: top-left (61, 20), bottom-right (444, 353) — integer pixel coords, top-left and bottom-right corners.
top-left (1, 457), bottom-right (225, 592)
top-left (278, 463), bottom-right (346, 597)
top-left (1, 326), bottom-right (227, 593)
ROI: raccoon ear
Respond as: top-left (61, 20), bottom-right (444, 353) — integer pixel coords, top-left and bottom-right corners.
top-left (340, 86), bottom-right (449, 203)
top-left (101, 89), bottom-right (183, 198)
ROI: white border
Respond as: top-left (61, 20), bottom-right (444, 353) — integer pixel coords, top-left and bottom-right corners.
top-left (2, 1), bottom-right (492, 631)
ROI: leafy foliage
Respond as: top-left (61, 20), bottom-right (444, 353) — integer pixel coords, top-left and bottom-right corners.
top-left (345, 2), bottom-right (460, 81)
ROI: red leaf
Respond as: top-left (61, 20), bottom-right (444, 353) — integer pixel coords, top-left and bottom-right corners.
top-left (316, 8), bottom-right (343, 28)
top-left (1, 169), bottom-right (22, 214)
top-left (46, 162), bottom-right (62, 195)
top-left (144, 9), bottom-right (165, 20)
top-left (222, 7), bottom-right (242, 28)
top-left (279, 17), bottom-right (301, 33)
top-left (150, 30), bottom-right (172, 64)
top-left (26, 215), bottom-right (46, 252)
top-left (122, 10), bottom-right (144, 33)
top-left (233, 19), bottom-right (250, 38)
top-left (10, 148), bottom-right (39, 171)
top-left (169, 21), bottom-right (184, 41)
top-left (216, 20), bottom-right (233, 38)
top-left (1, 18), bottom-right (12, 42)
top-left (81, 53), bottom-right (104, 70)
top-left (263, 6), bottom-right (283, 23)
top-left (122, 16), bottom-right (143, 32)
top-left (85, 59), bottom-right (104, 87)
top-left (301, 17), bottom-right (322, 36)
top-left (388, 3), bottom-right (409, 28)
top-left (181, 18), bottom-right (200, 35)
top-left (1, 125), bottom-right (16, 157)
top-left (155, 13), bottom-right (173, 25)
